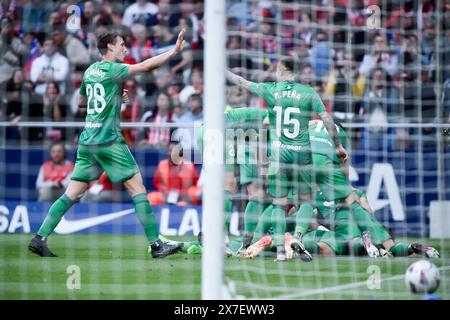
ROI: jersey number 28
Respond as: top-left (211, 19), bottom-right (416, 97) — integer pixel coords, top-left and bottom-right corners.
top-left (86, 83), bottom-right (106, 114)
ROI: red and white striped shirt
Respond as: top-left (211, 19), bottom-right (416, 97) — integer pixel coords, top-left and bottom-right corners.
top-left (146, 113), bottom-right (172, 145)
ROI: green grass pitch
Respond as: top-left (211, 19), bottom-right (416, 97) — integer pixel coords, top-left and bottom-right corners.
top-left (1, 234), bottom-right (449, 300)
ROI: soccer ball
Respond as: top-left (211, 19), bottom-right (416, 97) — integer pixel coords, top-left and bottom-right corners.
top-left (405, 260), bottom-right (440, 294)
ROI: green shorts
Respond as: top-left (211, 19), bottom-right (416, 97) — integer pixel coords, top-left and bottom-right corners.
top-left (267, 161), bottom-right (312, 198)
top-left (239, 163), bottom-right (259, 185)
top-left (332, 208), bottom-right (362, 243)
top-left (71, 142), bottom-right (140, 183)
top-left (313, 154), bottom-right (352, 201)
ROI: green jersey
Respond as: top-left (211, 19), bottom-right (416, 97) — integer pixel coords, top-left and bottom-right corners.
top-left (313, 189), bottom-right (336, 219)
top-left (78, 61), bottom-right (129, 145)
top-left (250, 81), bottom-right (326, 147)
top-left (309, 120), bottom-right (349, 164)
top-left (225, 108), bottom-right (268, 165)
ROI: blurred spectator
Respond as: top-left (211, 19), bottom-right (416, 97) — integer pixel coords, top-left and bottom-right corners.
top-left (122, 0), bottom-right (158, 28)
top-left (30, 38), bottom-right (69, 95)
top-left (147, 141), bottom-right (201, 206)
top-left (227, 0), bottom-right (252, 28)
top-left (21, 0), bottom-right (54, 34)
top-left (167, 78), bottom-right (182, 111)
top-left (140, 91), bottom-right (173, 148)
top-left (399, 34), bottom-right (430, 82)
top-left (226, 86), bottom-right (248, 109)
top-left (179, 68), bottom-right (203, 105)
top-left (51, 24), bottom-right (90, 69)
top-left (152, 21), bottom-right (192, 81)
top-left (172, 93), bottom-right (203, 151)
top-left (300, 64), bottom-right (316, 87)
top-left (43, 81), bottom-right (67, 142)
top-left (359, 33), bottom-right (398, 77)
top-left (295, 12), bottom-right (313, 45)
top-left (361, 68), bottom-right (391, 150)
top-left (147, 0), bottom-right (180, 28)
top-left (92, 1), bottom-right (120, 27)
top-left (227, 34), bottom-right (253, 78)
top-left (308, 31), bottom-right (332, 79)
top-left (121, 78), bottom-right (146, 147)
top-left (130, 23), bottom-right (152, 62)
top-left (0, 18), bottom-right (27, 93)
top-left (324, 53), bottom-right (365, 121)
top-left (36, 142), bottom-right (74, 201)
top-left (146, 66), bottom-right (173, 108)
top-left (179, 0), bottom-right (202, 50)
top-left (81, 0), bottom-right (96, 34)
top-left (4, 70), bottom-right (34, 142)
top-left (386, 0), bottom-right (416, 31)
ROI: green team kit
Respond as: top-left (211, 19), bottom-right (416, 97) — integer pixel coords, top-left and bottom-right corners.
top-left (250, 82), bottom-right (326, 198)
top-left (71, 61), bottom-right (140, 183)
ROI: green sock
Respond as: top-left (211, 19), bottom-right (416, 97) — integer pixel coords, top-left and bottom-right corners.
top-left (244, 196), bottom-right (264, 234)
top-left (349, 238), bottom-right (366, 256)
top-left (38, 194), bottom-right (75, 237)
top-left (271, 204), bottom-right (286, 246)
top-left (388, 242), bottom-right (411, 257)
top-left (132, 193), bottom-right (159, 244)
top-left (224, 191), bottom-right (233, 233)
top-left (252, 204), bottom-right (273, 244)
top-left (294, 202), bottom-right (314, 235)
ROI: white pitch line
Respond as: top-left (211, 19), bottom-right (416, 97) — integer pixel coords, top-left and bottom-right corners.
top-left (270, 265), bottom-right (450, 300)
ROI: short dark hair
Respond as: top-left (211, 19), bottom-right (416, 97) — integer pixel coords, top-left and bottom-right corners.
top-left (97, 32), bottom-right (121, 55)
top-left (279, 56), bottom-right (299, 73)
top-left (189, 94), bottom-right (202, 104)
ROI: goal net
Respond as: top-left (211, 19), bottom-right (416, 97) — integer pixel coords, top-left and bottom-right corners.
top-left (0, 0), bottom-right (449, 301)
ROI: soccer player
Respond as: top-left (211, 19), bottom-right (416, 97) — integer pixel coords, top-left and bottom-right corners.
top-left (28, 29), bottom-right (187, 258)
top-left (304, 119), bottom-right (440, 258)
top-left (196, 107), bottom-right (270, 255)
top-left (226, 57), bottom-right (348, 261)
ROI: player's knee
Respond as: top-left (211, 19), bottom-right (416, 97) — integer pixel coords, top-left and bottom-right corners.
top-left (299, 193), bottom-right (312, 202)
top-left (67, 191), bottom-right (84, 203)
top-left (246, 181), bottom-right (264, 198)
top-left (273, 197), bottom-right (288, 206)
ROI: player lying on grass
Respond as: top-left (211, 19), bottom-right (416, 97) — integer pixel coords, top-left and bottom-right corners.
top-left (227, 57), bottom-right (348, 262)
top-left (305, 119), bottom-right (440, 258)
top-left (348, 188), bottom-right (440, 258)
top-left (29, 29), bottom-right (187, 258)
top-left (244, 119), bottom-right (440, 259)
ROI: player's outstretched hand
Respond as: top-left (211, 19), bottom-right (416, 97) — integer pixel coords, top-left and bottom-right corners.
top-left (175, 28), bottom-right (186, 53)
top-left (336, 145), bottom-right (348, 164)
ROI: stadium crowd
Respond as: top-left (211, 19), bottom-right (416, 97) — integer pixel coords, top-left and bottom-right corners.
top-left (1, 0), bottom-right (449, 150)
top-left (0, 0), bottom-right (449, 203)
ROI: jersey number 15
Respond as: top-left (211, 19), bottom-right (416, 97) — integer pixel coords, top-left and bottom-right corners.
top-left (274, 106), bottom-right (301, 139)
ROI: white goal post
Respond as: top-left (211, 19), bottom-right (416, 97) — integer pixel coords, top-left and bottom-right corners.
top-left (201, 0), bottom-right (227, 300)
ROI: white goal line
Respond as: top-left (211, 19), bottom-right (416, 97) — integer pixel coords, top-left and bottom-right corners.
top-left (269, 265), bottom-right (450, 300)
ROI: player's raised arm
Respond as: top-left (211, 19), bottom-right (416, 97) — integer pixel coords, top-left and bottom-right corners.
top-left (226, 69), bottom-right (255, 91)
top-left (319, 111), bottom-right (348, 163)
top-left (128, 29), bottom-right (186, 75)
